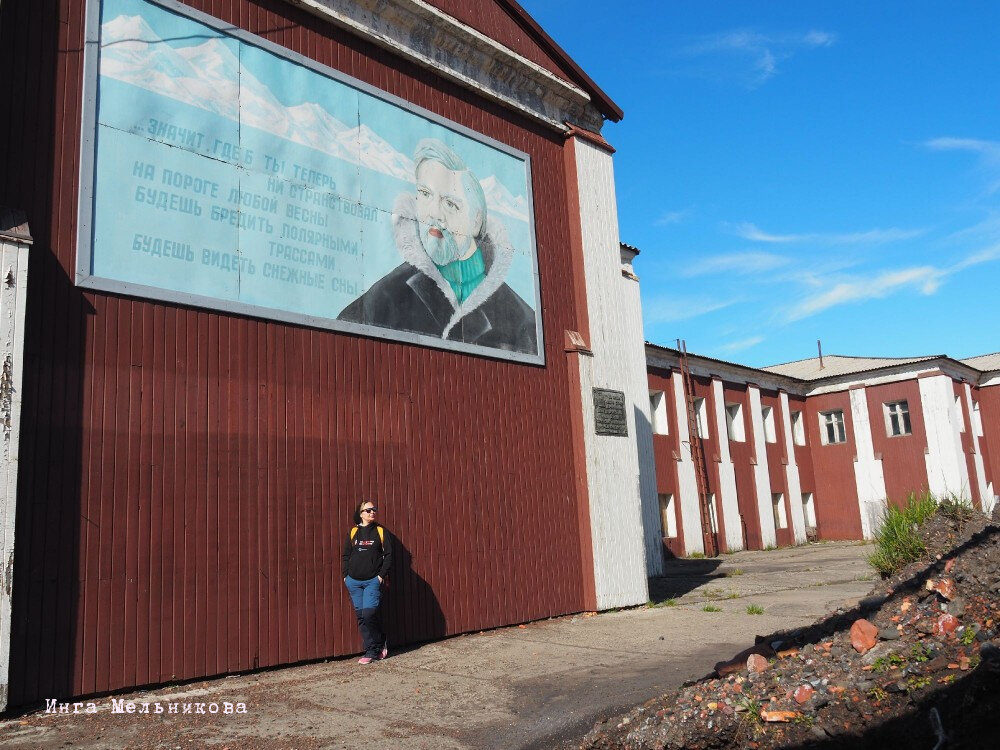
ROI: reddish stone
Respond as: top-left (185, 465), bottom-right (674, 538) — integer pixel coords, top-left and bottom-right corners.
top-left (715, 643), bottom-right (776, 676)
top-left (944, 559), bottom-right (956, 573)
top-left (932, 578), bottom-right (957, 600)
top-left (793, 685), bottom-right (815, 704)
top-left (761, 710), bottom-right (798, 723)
top-left (850, 618), bottom-right (879, 654)
top-left (747, 653), bottom-right (769, 673)
top-left (936, 614), bottom-right (960, 636)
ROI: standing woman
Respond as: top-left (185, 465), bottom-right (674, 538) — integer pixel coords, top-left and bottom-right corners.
top-left (342, 500), bottom-right (394, 664)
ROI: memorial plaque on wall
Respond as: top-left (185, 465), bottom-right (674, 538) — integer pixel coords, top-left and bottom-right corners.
top-left (593, 388), bottom-right (628, 436)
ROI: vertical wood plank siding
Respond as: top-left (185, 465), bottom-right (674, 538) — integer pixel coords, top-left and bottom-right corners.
top-left (865, 381), bottom-right (929, 508)
top-left (978, 385), bottom-right (1000, 499)
top-left (805, 392), bottom-right (863, 540)
top-left (0, 0), bottom-right (593, 704)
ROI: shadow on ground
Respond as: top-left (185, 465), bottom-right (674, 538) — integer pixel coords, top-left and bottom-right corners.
top-left (648, 558), bottom-right (723, 602)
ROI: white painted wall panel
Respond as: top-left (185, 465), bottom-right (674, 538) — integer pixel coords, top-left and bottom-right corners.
top-left (712, 379), bottom-right (742, 551)
top-left (747, 386), bottom-right (777, 548)
top-left (572, 139), bottom-right (649, 608)
top-left (920, 375), bottom-right (971, 499)
top-left (849, 388), bottom-right (887, 539)
top-left (0, 236), bottom-right (30, 712)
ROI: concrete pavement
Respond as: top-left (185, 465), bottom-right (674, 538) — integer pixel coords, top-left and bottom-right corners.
top-left (0, 541), bottom-right (875, 750)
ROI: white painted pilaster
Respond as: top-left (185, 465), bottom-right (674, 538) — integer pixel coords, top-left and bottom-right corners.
top-left (778, 392), bottom-right (807, 544)
top-left (963, 383), bottom-right (993, 512)
top-left (848, 388), bottom-right (887, 539)
top-left (571, 138), bottom-right (649, 609)
top-left (711, 379), bottom-right (742, 551)
top-left (919, 375), bottom-right (971, 500)
top-left (747, 386), bottom-right (776, 548)
top-left (0, 212), bottom-right (31, 712)
top-left (671, 370), bottom-right (704, 556)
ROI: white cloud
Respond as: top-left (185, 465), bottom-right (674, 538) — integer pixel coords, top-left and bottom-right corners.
top-left (718, 336), bottom-right (764, 353)
top-left (680, 29), bottom-right (837, 86)
top-left (785, 245), bottom-right (1000, 321)
top-left (681, 251), bottom-right (790, 277)
top-left (655, 208), bottom-right (694, 226)
top-left (644, 295), bottom-right (740, 324)
top-left (924, 137), bottom-right (1000, 192)
top-left (731, 221), bottom-right (925, 245)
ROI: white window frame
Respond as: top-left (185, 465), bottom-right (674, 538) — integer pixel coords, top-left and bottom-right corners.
top-left (955, 395), bottom-right (965, 433)
top-left (693, 397), bottom-right (709, 439)
top-left (761, 405), bottom-right (777, 443)
top-left (801, 492), bottom-right (816, 528)
top-left (649, 390), bottom-right (669, 435)
top-left (883, 400), bottom-right (912, 437)
top-left (772, 492), bottom-right (787, 530)
top-left (819, 410), bottom-right (846, 445)
top-left (791, 410), bottom-right (805, 446)
top-left (725, 403), bottom-right (746, 442)
top-left (659, 493), bottom-right (677, 538)
top-left (972, 400), bottom-right (984, 438)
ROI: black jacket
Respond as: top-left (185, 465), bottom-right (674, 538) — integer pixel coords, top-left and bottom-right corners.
top-left (338, 262), bottom-right (537, 354)
top-left (342, 523), bottom-right (393, 581)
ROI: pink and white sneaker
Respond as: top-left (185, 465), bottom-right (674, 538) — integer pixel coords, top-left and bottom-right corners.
top-left (358, 656), bottom-right (374, 665)
top-left (379, 646), bottom-right (388, 660)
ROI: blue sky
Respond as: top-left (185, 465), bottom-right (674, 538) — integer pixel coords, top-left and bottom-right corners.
top-left (522, 1), bottom-right (1000, 366)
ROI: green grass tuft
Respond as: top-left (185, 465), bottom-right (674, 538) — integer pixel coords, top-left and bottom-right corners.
top-left (702, 604), bottom-right (722, 612)
top-left (867, 491), bottom-right (939, 576)
top-left (746, 604), bottom-right (764, 615)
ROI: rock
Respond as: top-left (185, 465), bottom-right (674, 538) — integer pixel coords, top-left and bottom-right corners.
top-left (915, 619), bottom-right (936, 635)
top-left (747, 653), bottom-right (769, 673)
top-left (935, 614), bottom-right (960, 636)
top-left (850, 618), bottom-right (879, 654)
top-left (761, 710), bottom-right (798, 723)
top-left (948, 597), bottom-right (965, 614)
top-left (932, 578), bottom-right (957, 600)
top-left (878, 627), bottom-right (901, 641)
top-left (859, 595), bottom-right (887, 611)
top-left (793, 685), bottom-right (815, 704)
top-left (715, 642), bottom-right (776, 677)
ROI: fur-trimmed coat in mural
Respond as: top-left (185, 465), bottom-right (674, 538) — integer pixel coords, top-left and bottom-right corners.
top-left (337, 194), bottom-right (538, 355)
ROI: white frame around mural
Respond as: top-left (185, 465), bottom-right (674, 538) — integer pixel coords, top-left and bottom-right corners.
top-left (76, 0), bottom-right (545, 365)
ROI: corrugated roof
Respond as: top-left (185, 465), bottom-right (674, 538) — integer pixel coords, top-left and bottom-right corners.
top-left (961, 352), bottom-right (1000, 372)
top-left (762, 354), bottom-right (943, 381)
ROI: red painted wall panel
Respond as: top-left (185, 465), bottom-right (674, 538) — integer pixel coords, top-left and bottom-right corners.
top-left (648, 368), bottom-right (684, 558)
top-left (865, 380), bottom-right (929, 507)
top-left (760, 390), bottom-right (791, 547)
top-left (0, 0), bottom-right (596, 705)
top-left (788, 394), bottom-right (815, 515)
top-left (722, 382), bottom-right (759, 550)
top-left (953, 381), bottom-right (981, 507)
top-left (689, 374), bottom-right (724, 553)
top-left (976, 385), bottom-right (1000, 499)
top-left (804, 391), bottom-right (863, 540)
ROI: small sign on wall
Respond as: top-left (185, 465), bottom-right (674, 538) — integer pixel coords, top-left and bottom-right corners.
top-left (593, 388), bottom-right (628, 436)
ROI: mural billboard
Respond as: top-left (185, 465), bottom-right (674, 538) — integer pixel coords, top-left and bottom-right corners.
top-left (77, 0), bottom-right (543, 362)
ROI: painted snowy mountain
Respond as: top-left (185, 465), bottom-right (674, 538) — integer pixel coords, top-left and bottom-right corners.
top-left (99, 14), bottom-right (530, 219)
top-left (479, 176), bottom-right (529, 222)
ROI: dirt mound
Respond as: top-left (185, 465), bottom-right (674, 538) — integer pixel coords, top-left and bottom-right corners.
top-left (579, 507), bottom-right (1000, 749)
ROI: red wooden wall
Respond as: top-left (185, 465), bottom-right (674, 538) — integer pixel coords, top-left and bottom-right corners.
top-left (976, 384), bottom-right (1000, 499)
top-left (804, 390), bottom-right (863, 540)
top-left (953, 381), bottom-right (982, 508)
top-left (722, 382), bottom-right (758, 550)
top-left (865, 380), bottom-right (929, 507)
top-left (760, 389), bottom-right (791, 547)
top-left (788, 394), bottom-right (815, 531)
top-left (648, 368), bottom-right (684, 558)
top-left (0, 0), bottom-right (596, 706)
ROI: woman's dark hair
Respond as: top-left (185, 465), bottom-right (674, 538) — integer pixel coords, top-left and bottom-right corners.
top-left (352, 500), bottom-right (378, 525)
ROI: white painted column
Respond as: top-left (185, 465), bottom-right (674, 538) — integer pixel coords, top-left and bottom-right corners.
top-left (849, 387), bottom-right (888, 539)
top-left (919, 375), bottom-right (971, 500)
top-left (570, 137), bottom-right (649, 609)
top-left (671, 370), bottom-right (704, 556)
top-left (778, 392), bottom-right (807, 544)
top-left (711, 378), bottom-right (742, 551)
top-left (963, 383), bottom-right (993, 512)
top-left (747, 386), bottom-right (776, 548)
top-left (620, 246), bottom-right (663, 577)
top-left (0, 211), bottom-right (31, 712)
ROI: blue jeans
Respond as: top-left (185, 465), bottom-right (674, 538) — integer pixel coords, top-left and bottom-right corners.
top-left (345, 576), bottom-right (384, 657)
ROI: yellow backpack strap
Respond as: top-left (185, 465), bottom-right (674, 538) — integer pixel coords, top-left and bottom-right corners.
top-left (350, 526), bottom-right (358, 540)
top-left (377, 526), bottom-right (384, 544)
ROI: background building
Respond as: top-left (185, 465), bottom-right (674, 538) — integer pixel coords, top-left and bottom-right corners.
top-left (644, 345), bottom-right (1000, 559)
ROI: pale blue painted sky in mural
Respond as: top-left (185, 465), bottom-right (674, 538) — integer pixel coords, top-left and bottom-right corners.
top-left (523, 0), bottom-right (1000, 367)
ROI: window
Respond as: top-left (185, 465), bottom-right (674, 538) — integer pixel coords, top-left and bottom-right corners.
top-left (659, 493), bottom-right (677, 538)
top-left (693, 397), bottom-right (709, 439)
top-left (761, 405), bottom-right (777, 443)
top-left (955, 396), bottom-right (965, 433)
top-left (802, 492), bottom-right (816, 529)
top-left (725, 403), bottom-right (746, 442)
top-left (649, 390), bottom-right (669, 435)
top-left (772, 493), bottom-right (787, 530)
top-left (819, 410), bottom-right (846, 445)
top-left (791, 410), bottom-right (806, 446)
top-left (884, 400), bottom-right (912, 437)
top-left (973, 400), bottom-right (984, 437)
